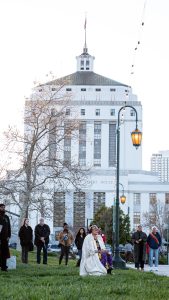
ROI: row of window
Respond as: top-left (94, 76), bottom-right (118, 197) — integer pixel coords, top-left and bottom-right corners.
top-left (133, 192), bottom-right (169, 207)
top-left (63, 121), bottom-right (116, 168)
top-left (53, 191), bottom-right (105, 229)
top-left (65, 108), bottom-right (135, 117)
top-left (65, 88), bottom-right (129, 92)
top-left (38, 87), bottom-right (130, 93)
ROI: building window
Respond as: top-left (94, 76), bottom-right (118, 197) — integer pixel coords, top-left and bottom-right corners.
top-left (133, 193), bottom-right (141, 206)
top-left (79, 122), bottom-right (86, 166)
top-left (94, 122), bottom-right (101, 166)
top-left (149, 193), bottom-right (157, 205)
top-left (73, 192), bottom-right (85, 231)
top-left (94, 192), bottom-right (105, 215)
top-left (110, 88), bottom-right (116, 92)
top-left (66, 88), bottom-right (72, 92)
top-left (86, 60), bottom-right (89, 66)
top-left (81, 88), bottom-right (86, 91)
top-left (165, 193), bottom-right (169, 204)
top-left (109, 122), bottom-right (116, 167)
top-left (110, 109), bottom-right (115, 116)
top-left (81, 60), bottom-right (84, 66)
top-left (133, 212), bottom-right (141, 226)
top-left (81, 109), bottom-right (85, 116)
top-left (64, 122), bottom-right (71, 164)
top-left (130, 109), bottom-right (136, 116)
top-left (95, 88), bottom-right (101, 92)
top-left (66, 108), bottom-right (70, 116)
top-left (49, 111), bottom-right (56, 164)
top-left (53, 192), bottom-right (65, 227)
top-left (95, 109), bottom-right (100, 116)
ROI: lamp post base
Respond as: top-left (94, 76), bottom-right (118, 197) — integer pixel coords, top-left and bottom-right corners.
top-left (113, 253), bottom-right (128, 269)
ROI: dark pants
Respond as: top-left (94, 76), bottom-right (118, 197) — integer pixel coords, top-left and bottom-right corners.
top-left (21, 245), bottom-right (29, 263)
top-left (37, 244), bottom-right (48, 264)
top-left (135, 261), bottom-right (144, 269)
top-left (0, 240), bottom-right (9, 271)
top-left (76, 249), bottom-right (82, 266)
top-left (59, 245), bottom-right (70, 265)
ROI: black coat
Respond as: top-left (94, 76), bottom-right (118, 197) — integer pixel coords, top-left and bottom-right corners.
top-left (0, 213), bottom-right (11, 241)
top-left (19, 225), bottom-right (33, 247)
top-left (34, 224), bottom-right (50, 246)
top-left (132, 231), bottom-right (147, 263)
top-left (75, 235), bottom-right (85, 250)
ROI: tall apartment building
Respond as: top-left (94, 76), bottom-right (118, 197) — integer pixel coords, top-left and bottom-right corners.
top-left (151, 151), bottom-right (169, 182)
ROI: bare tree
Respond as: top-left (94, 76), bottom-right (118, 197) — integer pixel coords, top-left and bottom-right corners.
top-left (0, 76), bottom-right (88, 221)
top-left (143, 199), bottom-right (169, 237)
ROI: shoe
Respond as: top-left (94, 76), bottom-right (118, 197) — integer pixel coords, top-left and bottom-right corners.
top-left (149, 268), bottom-right (153, 272)
top-left (1, 268), bottom-right (8, 272)
top-left (155, 268), bottom-right (158, 272)
top-left (107, 268), bottom-right (112, 275)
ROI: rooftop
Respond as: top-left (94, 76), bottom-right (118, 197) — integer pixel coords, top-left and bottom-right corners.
top-left (46, 71), bottom-right (129, 87)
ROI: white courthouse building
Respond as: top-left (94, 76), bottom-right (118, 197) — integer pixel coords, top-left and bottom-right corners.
top-left (26, 43), bottom-right (169, 234)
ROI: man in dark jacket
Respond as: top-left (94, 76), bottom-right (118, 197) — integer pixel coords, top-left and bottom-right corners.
top-left (132, 225), bottom-right (147, 271)
top-left (147, 226), bottom-right (161, 271)
top-left (0, 203), bottom-right (11, 271)
top-left (34, 218), bottom-right (50, 264)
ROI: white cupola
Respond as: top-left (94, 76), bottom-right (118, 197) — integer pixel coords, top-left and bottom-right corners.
top-left (76, 19), bottom-right (95, 72)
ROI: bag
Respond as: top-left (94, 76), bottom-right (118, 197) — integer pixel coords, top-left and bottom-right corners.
top-left (29, 242), bottom-right (34, 252)
top-left (7, 256), bottom-right (16, 269)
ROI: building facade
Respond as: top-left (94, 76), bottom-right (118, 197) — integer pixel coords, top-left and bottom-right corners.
top-left (24, 43), bottom-right (169, 235)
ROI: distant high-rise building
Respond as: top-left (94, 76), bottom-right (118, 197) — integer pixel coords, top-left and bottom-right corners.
top-left (151, 151), bottom-right (169, 182)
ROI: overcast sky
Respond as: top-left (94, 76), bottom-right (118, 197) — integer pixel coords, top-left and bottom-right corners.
top-left (0, 0), bottom-right (169, 170)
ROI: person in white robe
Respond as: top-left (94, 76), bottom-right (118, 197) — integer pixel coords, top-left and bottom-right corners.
top-left (80, 225), bottom-right (107, 276)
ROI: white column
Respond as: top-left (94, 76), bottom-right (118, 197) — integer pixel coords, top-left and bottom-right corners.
top-left (86, 121), bottom-right (94, 167)
top-left (101, 121), bottom-right (109, 168)
top-left (85, 191), bottom-right (94, 226)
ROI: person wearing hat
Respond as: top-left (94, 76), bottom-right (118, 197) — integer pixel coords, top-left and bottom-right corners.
top-left (147, 226), bottom-right (161, 271)
top-left (80, 225), bottom-right (107, 276)
top-left (132, 225), bottom-right (147, 271)
top-left (0, 203), bottom-right (11, 271)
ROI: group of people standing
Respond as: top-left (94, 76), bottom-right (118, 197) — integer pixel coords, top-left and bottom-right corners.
top-left (132, 225), bottom-right (161, 271)
top-left (19, 217), bottom-right (50, 265)
top-left (0, 202), bottom-right (162, 275)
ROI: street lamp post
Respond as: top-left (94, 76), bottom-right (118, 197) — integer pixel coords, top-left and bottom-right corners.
top-left (113, 104), bottom-right (142, 269)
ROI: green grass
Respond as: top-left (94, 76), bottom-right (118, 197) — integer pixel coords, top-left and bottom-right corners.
top-left (0, 250), bottom-right (169, 300)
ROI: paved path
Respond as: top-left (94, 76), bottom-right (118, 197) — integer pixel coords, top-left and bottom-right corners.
top-left (127, 263), bottom-right (169, 277)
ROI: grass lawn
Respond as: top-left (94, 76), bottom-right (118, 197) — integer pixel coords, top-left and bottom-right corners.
top-left (0, 250), bottom-right (169, 300)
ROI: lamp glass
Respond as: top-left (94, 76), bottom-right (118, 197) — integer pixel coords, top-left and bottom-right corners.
top-left (120, 195), bottom-right (126, 204)
top-left (131, 128), bottom-right (142, 147)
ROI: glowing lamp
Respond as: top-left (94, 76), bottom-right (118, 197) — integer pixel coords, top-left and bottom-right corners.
top-left (120, 195), bottom-right (126, 205)
top-left (131, 128), bottom-right (142, 148)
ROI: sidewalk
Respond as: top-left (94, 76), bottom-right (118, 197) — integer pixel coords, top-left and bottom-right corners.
top-left (127, 263), bottom-right (169, 277)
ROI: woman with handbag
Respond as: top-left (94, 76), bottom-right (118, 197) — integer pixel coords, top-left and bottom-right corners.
top-left (18, 218), bottom-right (33, 264)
